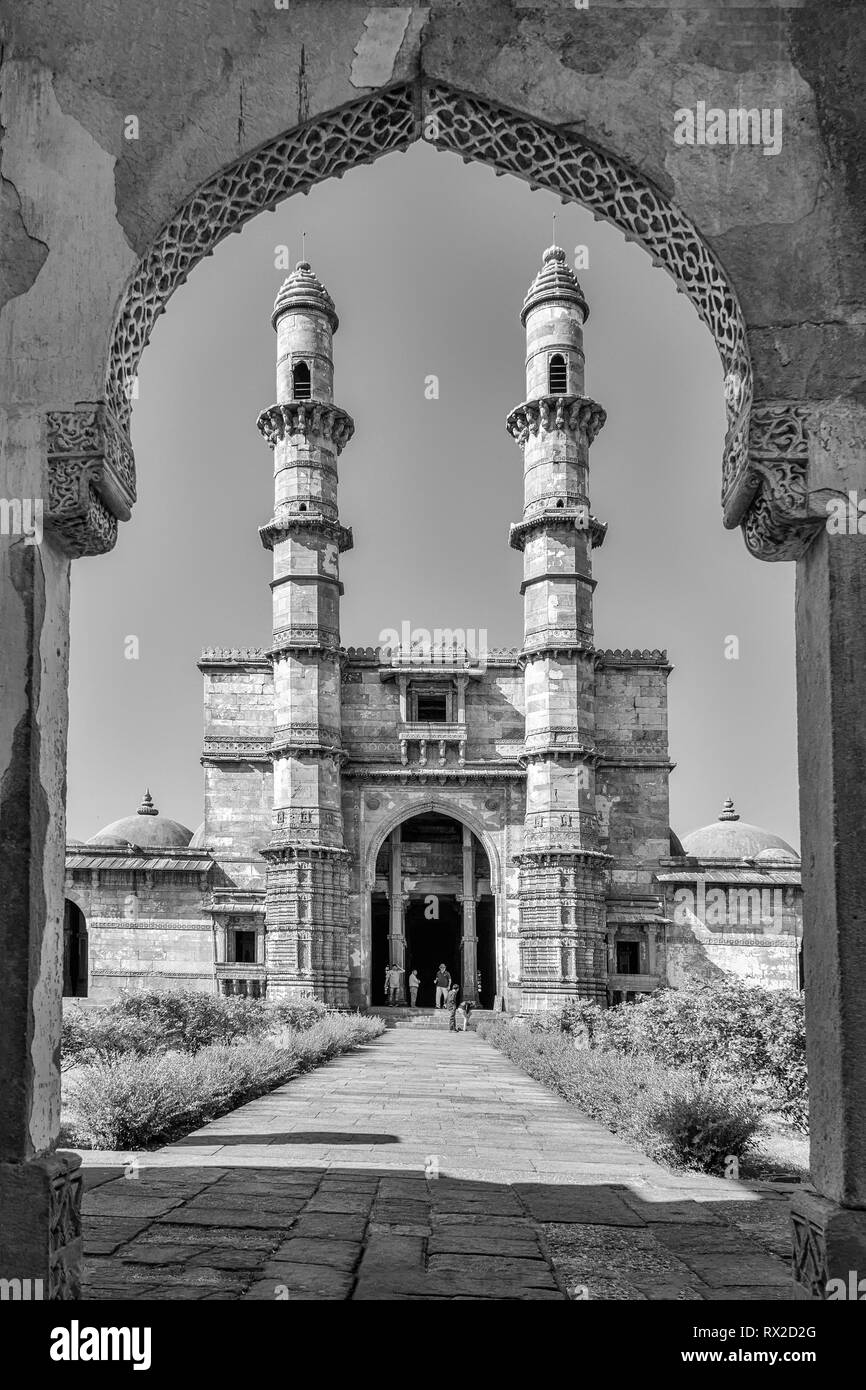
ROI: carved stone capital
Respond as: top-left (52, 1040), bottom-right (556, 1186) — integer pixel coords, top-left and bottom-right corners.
top-left (256, 401), bottom-right (355, 454)
top-left (506, 394), bottom-right (606, 448)
top-left (46, 404), bottom-right (135, 557)
top-left (738, 405), bottom-right (825, 562)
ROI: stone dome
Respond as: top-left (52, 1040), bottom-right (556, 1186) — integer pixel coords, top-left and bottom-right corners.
top-left (681, 798), bottom-right (798, 862)
top-left (87, 789), bottom-right (193, 850)
top-left (521, 245), bottom-right (589, 325)
top-left (188, 821), bottom-right (207, 849)
top-left (272, 259), bottom-right (338, 331)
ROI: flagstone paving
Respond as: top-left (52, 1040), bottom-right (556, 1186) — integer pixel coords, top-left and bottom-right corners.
top-left (79, 1028), bottom-right (797, 1300)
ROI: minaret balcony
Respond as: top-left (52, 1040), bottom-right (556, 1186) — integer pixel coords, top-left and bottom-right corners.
top-left (505, 394), bottom-right (606, 447)
top-left (256, 400), bottom-right (355, 453)
top-left (509, 510), bottom-right (607, 551)
top-left (398, 721), bottom-right (467, 767)
top-left (259, 512), bottom-right (353, 553)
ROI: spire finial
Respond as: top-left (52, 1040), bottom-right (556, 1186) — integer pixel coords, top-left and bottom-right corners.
top-left (719, 797), bottom-right (739, 822)
top-left (302, 229), bottom-right (306, 261)
top-left (138, 787), bottom-right (158, 816)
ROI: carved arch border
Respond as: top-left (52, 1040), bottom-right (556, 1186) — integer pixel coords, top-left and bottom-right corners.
top-left (55, 79), bottom-right (816, 560)
top-left (365, 796), bottom-right (503, 899)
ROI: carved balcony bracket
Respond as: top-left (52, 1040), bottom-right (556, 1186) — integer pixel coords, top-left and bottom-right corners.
top-left (46, 404), bottom-right (136, 558)
top-left (738, 405), bottom-right (826, 562)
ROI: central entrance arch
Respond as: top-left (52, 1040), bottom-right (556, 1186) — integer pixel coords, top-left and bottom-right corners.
top-left (369, 808), bottom-right (497, 1010)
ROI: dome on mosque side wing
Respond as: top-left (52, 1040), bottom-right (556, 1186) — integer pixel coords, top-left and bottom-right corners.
top-left (680, 798), bottom-right (799, 863)
top-left (86, 789), bottom-right (194, 850)
top-left (520, 245), bottom-right (589, 325)
top-left (271, 259), bottom-right (339, 331)
top-left (188, 822), bottom-right (207, 849)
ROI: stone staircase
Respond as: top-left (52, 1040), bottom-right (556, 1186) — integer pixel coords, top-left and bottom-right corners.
top-left (363, 1006), bottom-right (498, 1030)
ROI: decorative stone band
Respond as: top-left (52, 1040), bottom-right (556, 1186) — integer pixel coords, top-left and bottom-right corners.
top-left (510, 512), bottom-right (606, 551)
top-left (273, 723), bottom-right (342, 747)
top-left (88, 917), bottom-right (212, 930)
top-left (256, 401), bottom-right (355, 453)
top-left (515, 848), bottom-right (612, 869)
top-left (46, 405), bottom-right (135, 557)
top-left (518, 637), bottom-right (596, 661)
top-left (262, 842), bottom-right (353, 863)
top-left (506, 395), bottom-right (607, 448)
top-left (202, 736), bottom-right (272, 763)
top-left (738, 404), bottom-right (826, 562)
top-left (270, 625), bottom-right (342, 656)
top-left (260, 513), bottom-right (353, 553)
top-left (521, 814), bottom-right (607, 855)
top-left (520, 570), bottom-right (597, 595)
top-left (595, 648), bottom-right (671, 668)
top-left (271, 742), bottom-right (346, 764)
top-left (342, 764), bottom-right (525, 782)
top-left (199, 647), bottom-right (271, 668)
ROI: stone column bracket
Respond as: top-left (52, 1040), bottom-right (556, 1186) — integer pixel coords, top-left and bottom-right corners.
top-left (734, 405), bottom-right (826, 562)
top-left (46, 404), bottom-right (136, 557)
top-left (0, 1151), bottom-right (83, 1299)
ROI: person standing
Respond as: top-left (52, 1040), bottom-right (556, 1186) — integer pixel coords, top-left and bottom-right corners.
top-left (446, 980), bottom-right (460, 1032)
top-left (408, 968), bottom-right (420, 1007)
top-left (386, 962), bottom-right (403, 1005)
top-left (434, 964), bottom-right (451, 1009)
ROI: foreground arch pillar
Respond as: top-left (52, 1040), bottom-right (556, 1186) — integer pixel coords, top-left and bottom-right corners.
top-left (734, 393), bottom-right (866, 1296)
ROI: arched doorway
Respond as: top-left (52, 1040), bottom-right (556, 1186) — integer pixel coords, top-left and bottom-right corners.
top-left (371, 811), bottom-right (496, 1009)
top-left (62, 900), bottom-right (88, 998)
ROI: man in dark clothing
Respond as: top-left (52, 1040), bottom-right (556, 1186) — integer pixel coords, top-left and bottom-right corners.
top-left (446, 981), bottom-right (460, 1031)
top-left (434, 964), bottom-right (451, 1009)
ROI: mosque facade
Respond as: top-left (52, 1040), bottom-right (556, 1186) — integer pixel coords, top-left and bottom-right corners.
top-left (64, 253), bottom-right (802, 1011)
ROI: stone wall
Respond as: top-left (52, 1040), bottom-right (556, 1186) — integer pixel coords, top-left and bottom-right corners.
top-left (64, 871), bottom-right (213, 1000)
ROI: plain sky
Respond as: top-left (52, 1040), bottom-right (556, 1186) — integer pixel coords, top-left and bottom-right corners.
top-left (67, 141), bottom-right (799, 850)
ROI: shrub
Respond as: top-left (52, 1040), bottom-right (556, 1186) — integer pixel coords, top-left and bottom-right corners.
top-left (551, 982), bottom-right (808, 1132)
top-left (651, 1080), bottom-right (764, 1173)
top-left (66, 1012), bottom-right (385, 1150)
top-left (476, 1015), bottom-right (765, 1173)
top-left (270, 998), bottom-right (329, 1032)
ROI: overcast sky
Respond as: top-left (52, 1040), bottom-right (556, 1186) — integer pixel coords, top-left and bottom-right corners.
top-left (67, 140), bottom-right (799, 850)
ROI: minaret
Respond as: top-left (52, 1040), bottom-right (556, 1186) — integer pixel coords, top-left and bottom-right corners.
top-left (256, 260), bottom-right (353, 1005)
top-left (507, 246), bottom-right (610, 1011)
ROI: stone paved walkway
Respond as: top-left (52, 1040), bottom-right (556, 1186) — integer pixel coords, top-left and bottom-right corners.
top-left (80, 1028), bottom-right (796, 1300)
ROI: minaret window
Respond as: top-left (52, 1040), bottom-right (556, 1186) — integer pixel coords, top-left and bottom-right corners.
top-left (548, 354), bottom-right (567, 394)
top-left (292, 360), bottom-right (312, 399)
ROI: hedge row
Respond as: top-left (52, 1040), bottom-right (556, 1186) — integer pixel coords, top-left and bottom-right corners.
top-left (476, 1015), bottom-right (764, 1174)
top-left (66, 1012), bottom-right (385, 1150)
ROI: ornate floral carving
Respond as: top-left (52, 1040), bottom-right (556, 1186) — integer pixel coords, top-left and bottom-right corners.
top-left (791, 1208), bottom-right (829, 1299)
top-left (46, 405), bottom-right (135, 557)
top-left (49, 1158), bottom-right (83, 1300)
top-left (741, 405), bottom-right (824, 561)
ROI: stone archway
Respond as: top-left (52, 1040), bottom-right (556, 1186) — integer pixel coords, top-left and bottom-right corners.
top-left (57, 79), bottom-right (820, 571)
top-left (5, 15), bottom-right (864, 1301)
top-left (365, 800), bottom-right (501, 1010)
